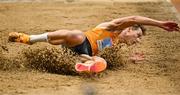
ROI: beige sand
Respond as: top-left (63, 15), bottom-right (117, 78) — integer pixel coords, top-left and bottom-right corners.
top-left (0, 0), bottom-right (180, 95)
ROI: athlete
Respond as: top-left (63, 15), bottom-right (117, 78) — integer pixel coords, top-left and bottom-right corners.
top-left (8, 16), bottom-right (180, 73)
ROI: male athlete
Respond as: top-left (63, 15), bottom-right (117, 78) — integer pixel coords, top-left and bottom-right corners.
top-left (8, 16), bottom-right (180, 73)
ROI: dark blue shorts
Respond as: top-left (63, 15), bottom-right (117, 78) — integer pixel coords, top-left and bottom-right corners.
top-left (71, 38), bottom-right (92, 56)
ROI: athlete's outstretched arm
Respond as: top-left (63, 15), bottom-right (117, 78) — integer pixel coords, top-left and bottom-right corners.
top-left (96, 16), bottom-right (180, 32)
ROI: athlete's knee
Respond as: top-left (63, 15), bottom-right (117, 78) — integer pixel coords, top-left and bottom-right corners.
top-left (93, 56), bottom-right (107, 63)
top-left (47, 39), bottom-right (55, 44)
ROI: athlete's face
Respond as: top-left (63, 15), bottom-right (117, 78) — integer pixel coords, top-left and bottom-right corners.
top-left (119, 27), bottom-right (143, 45)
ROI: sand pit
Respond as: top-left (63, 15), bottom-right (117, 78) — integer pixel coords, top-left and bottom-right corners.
top-left (0, 0), bottom-right (180, 95)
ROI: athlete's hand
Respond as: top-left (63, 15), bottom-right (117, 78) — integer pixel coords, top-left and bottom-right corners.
top-left (130, 52), bottom-right (145, 63)
top-left (160, 21), bottom-right (180, 32)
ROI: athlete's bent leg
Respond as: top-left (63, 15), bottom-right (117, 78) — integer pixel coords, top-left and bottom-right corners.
top-left (8, 30), bottom-right (67, 44)
top-left (8, 29), bottom-right (83, 46)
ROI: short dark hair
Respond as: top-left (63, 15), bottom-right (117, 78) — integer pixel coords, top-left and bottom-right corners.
top-left (132, 24), bottom-right (146, 35)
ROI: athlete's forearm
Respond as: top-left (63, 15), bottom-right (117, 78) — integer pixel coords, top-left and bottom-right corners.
top-left (129, 16), bottom-right (162, 26)
top-left (112, 16), bottom-right (163, 30)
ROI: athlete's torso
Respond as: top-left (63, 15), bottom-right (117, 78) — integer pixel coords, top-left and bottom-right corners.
top-left (84, 28), bottom-right (120, 55)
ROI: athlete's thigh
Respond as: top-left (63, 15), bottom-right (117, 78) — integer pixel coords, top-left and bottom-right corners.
top-left (65, 30), bottom-right (86, 47)
top-left (48, 30), bottom-right (71, 40)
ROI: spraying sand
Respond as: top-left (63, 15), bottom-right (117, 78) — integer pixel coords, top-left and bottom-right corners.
top-left (0, 0), bottom-right (180, 95)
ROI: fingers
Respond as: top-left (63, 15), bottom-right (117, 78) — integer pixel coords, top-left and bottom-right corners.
top-left (136, 38), bottom-right (141, 43)
top-left (175, 26), bottom-right (180, 32)
top-left (171, 25), bottom-right (180, 32)
top-left (166, 25), bottom-right (180, 32)
top-left (164, 21), bottom-right (180, 32)
top-left (129, 52), bottom-right (145, 61)
top-left (170, 22), bottom-right (178, 27)
top-left (129, 56), bottom-right (144, 61)
top-left (166, 21), bottom-right (178, 26)
top-left (135, 52), bottom-right (145, 58)
top-left (170, 22), bottom-right (180, 32)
